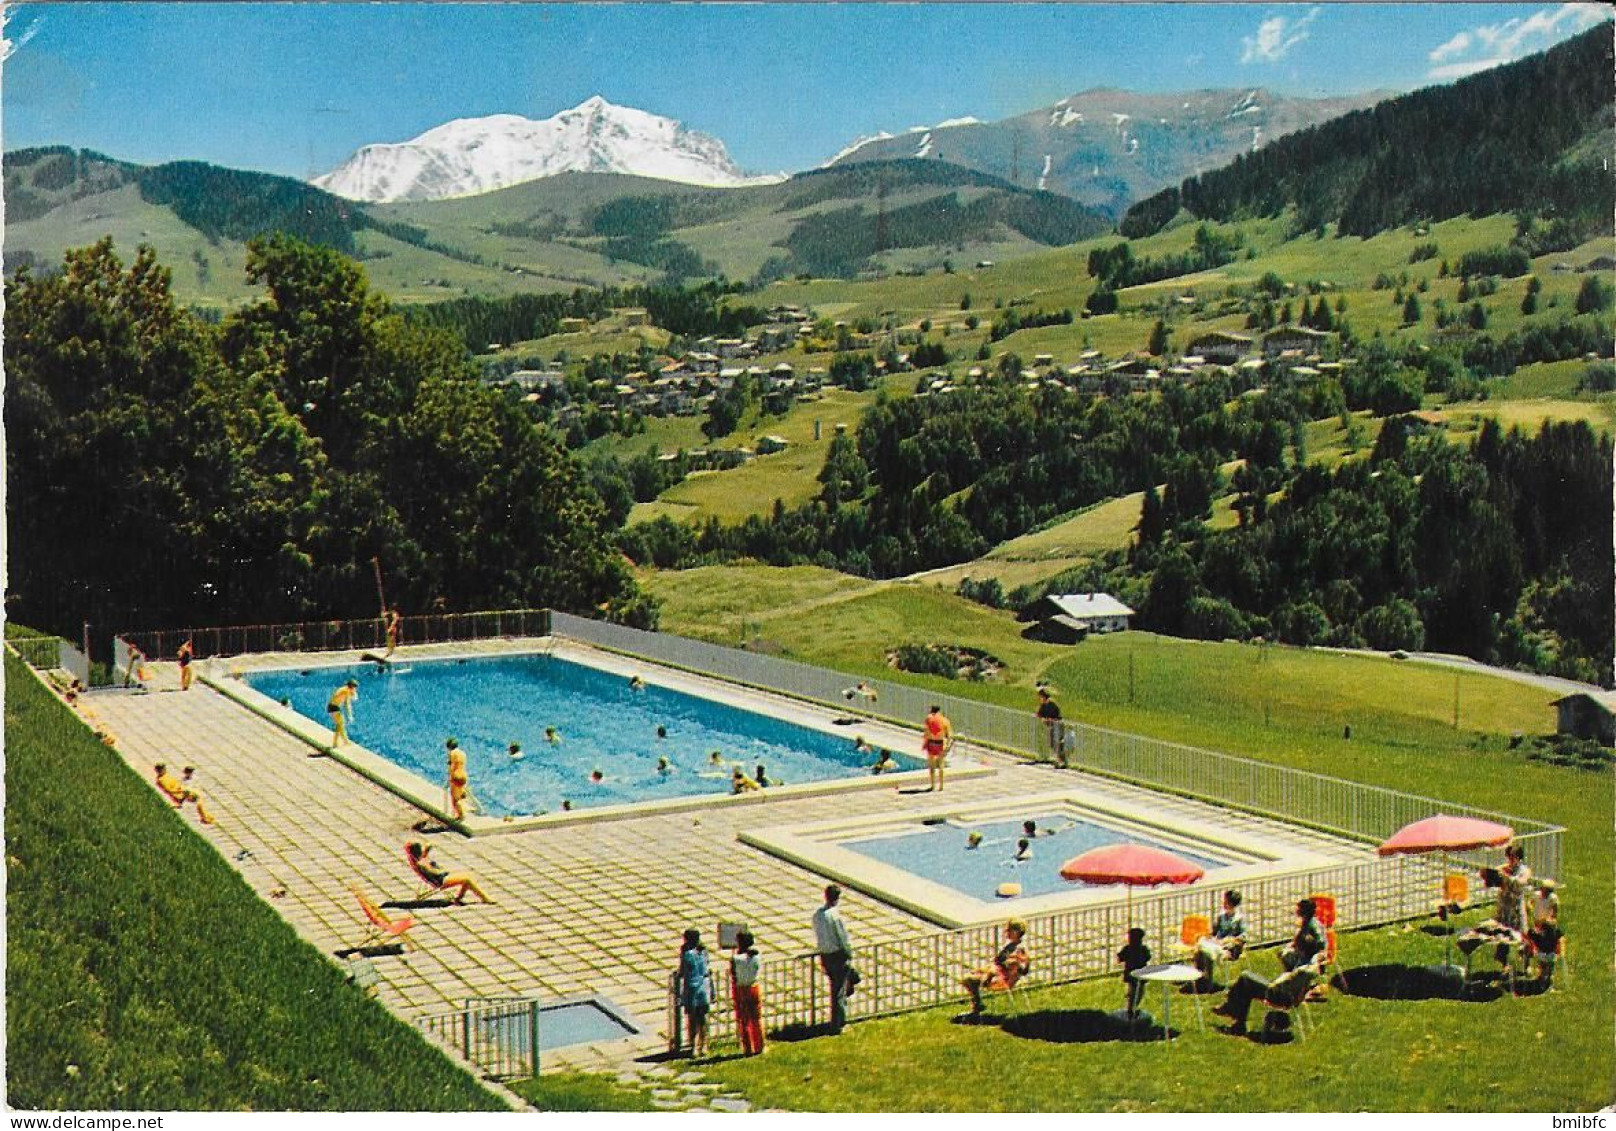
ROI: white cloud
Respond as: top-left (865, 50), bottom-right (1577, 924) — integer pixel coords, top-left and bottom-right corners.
top-left (1428, 31), bottom-right (1472, 63)
top-left (1, 6), bottom-right (43, 63)
top-left (1425, 3), bottom-right (1607, 81)
top-left (1241, 7), bottom-right (1322, 64)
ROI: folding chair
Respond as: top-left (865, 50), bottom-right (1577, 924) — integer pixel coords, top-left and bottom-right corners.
top-left (1261, 962), bottom-right (1321, 1041)
top-left (352, 888), bottom-right (418, 952)
top-left (1309, 893), bottom-right (1345, 992)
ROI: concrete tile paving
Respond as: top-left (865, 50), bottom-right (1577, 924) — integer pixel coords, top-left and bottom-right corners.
top-left (73, 639), bottom-right (1365, 1077)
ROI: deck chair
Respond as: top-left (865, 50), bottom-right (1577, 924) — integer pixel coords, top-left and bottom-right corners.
top-left (999, 952), bottom-right (1034, 1014)
top-left (406, 844), bottom-right (448, 900)
top-left (353, 888), bottom-right (417, 953)
top-left (1309, 893), bottom-right (1344, 992)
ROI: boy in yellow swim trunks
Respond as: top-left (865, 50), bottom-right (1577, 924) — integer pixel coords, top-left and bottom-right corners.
top-left (327, 679), bottom-right (359, 746)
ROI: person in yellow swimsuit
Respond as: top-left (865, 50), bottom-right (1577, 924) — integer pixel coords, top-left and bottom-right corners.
top-left (328, 680), bottom-right (359, 746)
top-left (384, 608), bottom-right (403, 658)
top-left (445, 738), bottom-right (471, 820)
top-left (155, 762), bottom-right (215, 824)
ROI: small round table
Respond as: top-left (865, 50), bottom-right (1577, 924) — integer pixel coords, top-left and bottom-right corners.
top-left (1132, 963), bottom-right (1205, 1042)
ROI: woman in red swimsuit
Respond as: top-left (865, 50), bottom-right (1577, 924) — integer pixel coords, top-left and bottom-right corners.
top-left (922, 705), bottom-right (953, 792)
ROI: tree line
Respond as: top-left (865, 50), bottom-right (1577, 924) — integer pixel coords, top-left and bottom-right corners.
top-left (1122, 23), bottom-right (1614, 242)
top-left (5, 237), bottom-right (653, 639)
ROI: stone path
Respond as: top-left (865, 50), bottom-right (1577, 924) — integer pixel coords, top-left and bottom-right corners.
top-left (70, 638), bottom-right (1367, 1082)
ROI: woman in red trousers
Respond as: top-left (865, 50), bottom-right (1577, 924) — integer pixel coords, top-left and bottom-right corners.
top-left (730, 930), bottom-right (764, 1055)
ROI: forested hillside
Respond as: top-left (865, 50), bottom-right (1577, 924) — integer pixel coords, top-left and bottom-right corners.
top-left (1123, 23), bottom-right (1615, 243)
top-left (4, 238), bottom-right (653, 638)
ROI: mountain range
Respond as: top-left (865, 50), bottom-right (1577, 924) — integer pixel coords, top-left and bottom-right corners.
top-left (314, 96), bottom-right (785, 203)
top-left (825, 87), bottom-right (1389, 217)
top-left (6, 28), bottom-right (1611, 306)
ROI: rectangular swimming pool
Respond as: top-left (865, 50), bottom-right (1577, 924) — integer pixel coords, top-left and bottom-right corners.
top-left (243, 653), bottom-right (919, 817)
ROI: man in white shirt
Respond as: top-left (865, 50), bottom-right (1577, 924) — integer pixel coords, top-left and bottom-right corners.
top-left (811, 885), bottom-right (855, 1034)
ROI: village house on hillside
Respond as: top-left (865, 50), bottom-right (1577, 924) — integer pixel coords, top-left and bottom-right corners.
top-left (1023, 592), bottom-right (1135, 644)
top-left (1262, 326), bottom-right (1335, 356)
top-left (1188, 330), bottom-right (1255, 365)
top-left (1551, 690), bottom-right (1616, 746)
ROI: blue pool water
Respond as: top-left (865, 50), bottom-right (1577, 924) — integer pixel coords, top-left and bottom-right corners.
top-left (244, 654), bottom-right (916, 816)
top-left (843, 814), bottom-right (1229, 901)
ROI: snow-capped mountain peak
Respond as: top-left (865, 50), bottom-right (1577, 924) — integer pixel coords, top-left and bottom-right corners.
top-left (314, 97), bottom-right (783, 203)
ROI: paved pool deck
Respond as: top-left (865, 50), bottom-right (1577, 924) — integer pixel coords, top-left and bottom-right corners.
top-left (70, 637), bottom-right (1371, 1075)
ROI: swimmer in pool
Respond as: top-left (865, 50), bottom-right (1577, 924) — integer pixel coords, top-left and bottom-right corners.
top-left (731, 768), bottom-right (762, 794)
top-left (966, 831), bottom-right (984, 850)
top-left (545, 726), bottom-right (561, 745)
top-left (589, 769), bottom-right (605, 784)
top-left (561, 799), bottom-right (573, 811)
top-left (630, 674), bottom-right (646, 690)
top-left (708, 749), bottom-right (725, 766)
top-left (854, 735), bottom-right (873, 755)
top-left (754, 764), bottom-right (773, 788)
top-left (870, 749), bottom-right (897, 775)
top-left (1013, 838), bottom-right (1033, 862)
top-left (657, 725), bottom-right (668, 740)
top-left (657, 756), bottom-right (672, 776)
top-left (508, 742), bottom-right (524, 761)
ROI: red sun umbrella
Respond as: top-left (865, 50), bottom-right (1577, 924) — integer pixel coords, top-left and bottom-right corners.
top-left (1061, 843), bottom-right (1207, 886)
top-left (1060, 843), bottom-right (1205, 924)
top-left (1377, 814), bottom-right (1514, 977)
top-left (1376, 814), bottom-right (1514, 856)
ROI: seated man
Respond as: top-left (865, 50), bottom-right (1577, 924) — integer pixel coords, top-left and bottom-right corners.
top-left (962, 919), bottom-right (1029, 1015)
top-left (1213, 959), bottom-right (1319, 1035)
top-left (1195, 889), bottom-right (1248, 990)
top-left (1281, 898), bottom-right (1326, 972)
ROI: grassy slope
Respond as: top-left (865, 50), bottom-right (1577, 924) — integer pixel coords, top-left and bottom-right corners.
top-left (642, 564), bottom-right (1613, 1111)
top-left (629, 215), bottom-right (1611, 531)
top-left (628, 376), bottom-right (915, 525)
top-left (3, 653), bottom-right (507, 1112)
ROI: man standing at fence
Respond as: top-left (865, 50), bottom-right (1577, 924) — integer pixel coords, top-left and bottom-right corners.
top-left (1035, 687), bottom-right (1068, 767)
top-left (812, 884), bottom-right (855, 1035)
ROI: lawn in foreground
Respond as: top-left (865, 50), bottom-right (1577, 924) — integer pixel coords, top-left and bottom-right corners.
top-left (698, 916), bottom-right (1595, 1112)
top-left (648, 563), bottom-right (1612, 1110)
top-left (3, 652), bottom-right (508, 1111)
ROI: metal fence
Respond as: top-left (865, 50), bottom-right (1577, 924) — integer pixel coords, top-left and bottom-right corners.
top-left (115, 609), bottom-right (553, 663)
top-left (416, 997), bottom-right (541, 1080)
top-left (6, 634), bottom-right (95, 686)
top-left (547, 611), bottom-right (1563, 880)
top-left (681, 849), bottom-right (1483, 1051)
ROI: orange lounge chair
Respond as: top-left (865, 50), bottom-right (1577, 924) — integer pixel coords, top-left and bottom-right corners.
top-left (353, 888), bottom-right (417, 952)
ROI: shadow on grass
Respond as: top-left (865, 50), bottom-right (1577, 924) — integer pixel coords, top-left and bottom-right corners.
top-left (998, 1008), bottom-right (1176, 1044)
top-left (769, 1022), bottom-right (844, 1043)
top-left (1336, 963), bottom-right (1506, 1001)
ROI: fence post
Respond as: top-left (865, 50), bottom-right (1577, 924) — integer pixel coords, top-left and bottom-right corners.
top-left (461, 1007), bottom-right (472, 1064)
top-left (528, 1000), bottom-right (541, 1077)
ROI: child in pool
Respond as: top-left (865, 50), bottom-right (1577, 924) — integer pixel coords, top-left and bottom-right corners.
top-left (508, 742), bottom-right (524, 760)
top-left (545, 727), bottom-right (561, 744)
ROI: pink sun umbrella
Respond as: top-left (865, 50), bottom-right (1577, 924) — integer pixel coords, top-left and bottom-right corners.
top-left (1060, 843), bottom-right (1206, 924)
top-left (1377, 814), bottom-right (1514, 976)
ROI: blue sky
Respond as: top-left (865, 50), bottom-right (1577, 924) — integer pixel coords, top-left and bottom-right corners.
top-left (3, 3), bottom-right (1608, 178)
